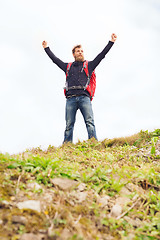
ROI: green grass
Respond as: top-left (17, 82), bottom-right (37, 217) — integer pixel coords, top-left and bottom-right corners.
top-left (0, 129), bottom-right (160, 239)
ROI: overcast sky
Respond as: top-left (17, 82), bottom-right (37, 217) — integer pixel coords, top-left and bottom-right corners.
top-left (0, 0), bottom-right (160, 154)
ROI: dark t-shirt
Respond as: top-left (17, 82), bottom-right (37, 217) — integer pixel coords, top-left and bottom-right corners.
top-left (44, 41), bottom-right (114, 98)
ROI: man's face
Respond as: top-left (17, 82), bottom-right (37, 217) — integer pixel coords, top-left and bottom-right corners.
top-left (73, 47), bottom-right (84, 62)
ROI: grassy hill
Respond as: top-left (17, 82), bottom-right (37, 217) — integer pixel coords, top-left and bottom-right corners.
top-left (0, 129), bottom-right (160, 240)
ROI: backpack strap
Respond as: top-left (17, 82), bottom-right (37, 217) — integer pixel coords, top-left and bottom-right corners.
top-left (82, 61), bottom-right (90, 90)
top-left (66, 62), bottom-right (72, 78)
top-left (65, 62), bottom-right (72, 91)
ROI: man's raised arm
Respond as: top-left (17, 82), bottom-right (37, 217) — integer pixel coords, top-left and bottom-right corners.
top-left (42, 40), bottom-right (67, 73)
top-left (88, 33), bottom-right (117, 74)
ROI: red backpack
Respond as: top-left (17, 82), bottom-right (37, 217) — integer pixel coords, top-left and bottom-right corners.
top-left (64, 60), bottom-right (96, 101)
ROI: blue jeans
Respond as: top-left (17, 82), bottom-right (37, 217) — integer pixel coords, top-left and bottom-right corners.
top-left (64, 95), bottom-right (97, 142)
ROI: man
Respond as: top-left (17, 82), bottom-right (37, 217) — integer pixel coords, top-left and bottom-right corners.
top-left (42, 33), bottom-right (117, 143)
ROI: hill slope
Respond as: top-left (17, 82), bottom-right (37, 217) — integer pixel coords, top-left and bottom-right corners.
top-left (0, 130), bottom-right (160, 240)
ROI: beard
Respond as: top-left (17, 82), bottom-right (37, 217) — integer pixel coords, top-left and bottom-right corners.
top-left (75, 55), bottom-right (84, 62)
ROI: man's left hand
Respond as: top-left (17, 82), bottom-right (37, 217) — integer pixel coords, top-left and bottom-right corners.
top-left (111, 33), bottom-right (117, 42)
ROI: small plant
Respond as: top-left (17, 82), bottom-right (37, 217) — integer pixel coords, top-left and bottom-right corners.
top-left (151, 129), bottom-right (160, 137)
top-left (151, 137), bottom-right (158, 155)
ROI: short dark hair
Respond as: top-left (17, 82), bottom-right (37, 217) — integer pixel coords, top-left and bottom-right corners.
top-left (72, 45), bottom-right (82, 54)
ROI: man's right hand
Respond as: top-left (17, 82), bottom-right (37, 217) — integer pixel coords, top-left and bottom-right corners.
top-left (42, 41), bottom-right (48, 48)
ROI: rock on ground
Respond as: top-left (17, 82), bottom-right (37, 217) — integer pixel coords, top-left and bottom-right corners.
top-left (50, 177), bottom-right (78, 191)
top-left (109, 204), bottom-right (122, 218)
top-left (19, 233), bottom-right (44, 240)
top-left (17, 200), bottom-right (41, 212)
